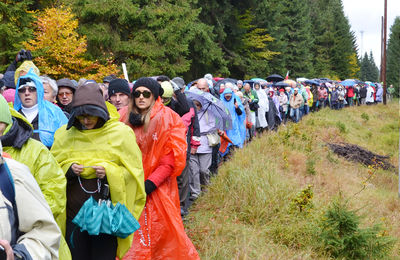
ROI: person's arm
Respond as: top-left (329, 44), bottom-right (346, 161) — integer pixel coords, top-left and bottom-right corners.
top-left (252, 90), bottom-right (259, 103)
top-left (145, 152), bottom-right (174, 195)
top-left (5, 60), bottom-right (17, 73)
top-left (173, 91), bottom-right (190, 116)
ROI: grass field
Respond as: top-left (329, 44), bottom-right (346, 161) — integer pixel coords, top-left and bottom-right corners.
top-left (185, 101), bottom-right (400, 259)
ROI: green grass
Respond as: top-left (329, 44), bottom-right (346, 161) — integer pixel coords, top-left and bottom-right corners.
top-left (185, 101), bottom-right (400, 259)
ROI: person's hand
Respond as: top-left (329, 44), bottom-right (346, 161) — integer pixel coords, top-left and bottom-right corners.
top-left (71, 164), bottom-right (84, 176)
top-left (92, 166), bottom-right (106, 179)
top-left (0, 240), bottom-right (14, 260)
top-left (190, 147), bottom-right (197, 155)
top-left (217, 130), bottom-right (224, 136)
top-left (234, 102), bottom-right (239, 109)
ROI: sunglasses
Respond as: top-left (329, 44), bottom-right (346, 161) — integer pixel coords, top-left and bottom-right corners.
top-left (18, 86), bottom-right (36, 93)
top-left (76, 115), bottom-right (97, 121)
top-left (58, 92), bottom-right (73, 98)
top-left (133, 90), bottom-right (152, 99)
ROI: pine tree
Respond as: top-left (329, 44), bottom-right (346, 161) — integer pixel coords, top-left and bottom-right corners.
top-left (360, 52), bottom-right (370, 81)
top-left (70, 0), bottom-right (226, 80)
top-left (0, 1), bottom-right (35, 72)
top-left (368, 51), bottom-right (379, 82)
top-left (387, 16), bottom-right (400, 96)
top-left (308, 0), bottom-right (358, 80)
top-left (254, 0), bottom-right (314, 78)
top-left (360, 52), bottom-right (379, 82)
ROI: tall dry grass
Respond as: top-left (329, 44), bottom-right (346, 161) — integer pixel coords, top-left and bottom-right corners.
top-left (185, 101), bottom-right (399, 259)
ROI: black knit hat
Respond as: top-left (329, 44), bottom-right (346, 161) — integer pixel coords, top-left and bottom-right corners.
top-left (132, 77), bottom-right (164, 100)
top-left (108, 78), bottom-right (130, 97)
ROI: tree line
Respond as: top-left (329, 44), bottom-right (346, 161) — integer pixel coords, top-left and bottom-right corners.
top-left (0, 0), bottom-right (398, 90)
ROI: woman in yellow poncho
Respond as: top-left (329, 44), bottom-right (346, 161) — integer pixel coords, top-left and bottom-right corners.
top-left (51, 83), bottom-right (146, 259)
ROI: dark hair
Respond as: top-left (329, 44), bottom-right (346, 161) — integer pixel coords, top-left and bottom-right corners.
top-left (156, 75), bottom-right (170, 82)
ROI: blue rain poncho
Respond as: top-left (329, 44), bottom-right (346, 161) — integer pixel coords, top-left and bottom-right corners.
top-left (220, 88), bottom-right (246, 148)
top-left (14, 69), bottom-right (68, 147)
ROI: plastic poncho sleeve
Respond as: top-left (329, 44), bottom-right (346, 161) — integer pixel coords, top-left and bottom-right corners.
top-left (168, 115), bottom-right (188, 177)
top-left (6, 158), bottom-right (61, 260)
top-left (51, 121), bottom-right (145, 258)
top-left (6, 110), bottom-right (71, 260)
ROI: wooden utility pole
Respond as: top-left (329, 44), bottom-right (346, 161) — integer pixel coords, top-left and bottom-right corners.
top-left (380, 16), bottom-right (384, 83)
top-left (383, 0), bottom-right (387, 105)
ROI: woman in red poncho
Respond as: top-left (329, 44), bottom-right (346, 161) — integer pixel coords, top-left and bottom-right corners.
top-left (119, 77), bottom-right (199, 260)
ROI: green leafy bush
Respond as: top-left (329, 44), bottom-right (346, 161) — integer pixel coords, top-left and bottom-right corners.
top-left (361, 112), bottom-right (370, 122)
top-left (336, 121), bottom-right (347, 133)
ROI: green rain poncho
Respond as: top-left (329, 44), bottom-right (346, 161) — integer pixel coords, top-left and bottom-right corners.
top-left (51, 119), bottom-right (146, 258)
top-left (2, 108), bottom-right (71, 259)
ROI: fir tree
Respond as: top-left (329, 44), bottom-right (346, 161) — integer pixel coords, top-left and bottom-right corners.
top-left (70, 0), bottom-right (226, 80)
top-left (360, 52), bottom-right (379, 82)
top-left (0, 1), bottom-right (35, 72)
top-left (387, 17), bottom-right (400, 96)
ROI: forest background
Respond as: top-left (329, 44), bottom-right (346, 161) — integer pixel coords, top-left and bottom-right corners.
top-left (0, 0), bottom-right (399, 94)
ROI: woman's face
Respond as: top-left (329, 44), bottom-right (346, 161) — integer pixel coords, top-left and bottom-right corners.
top-left (43, 83), bottom-right (55, 102)
top-left (133, 86), bottom-right (154, 111)
top-left (77, 115), bottom-right (99, 130)
top-left (193, 100), bottom-right (202, 111)
top-left (224, 93), bottom-right (232, 101)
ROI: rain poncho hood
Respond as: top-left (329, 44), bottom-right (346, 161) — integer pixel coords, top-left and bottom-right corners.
top-left (51, 120), bottom-right (146, 258)
top-left (14, 69), bottom-right (68, 147)
top-left (220, 88), bottom-right (246, 148)
top-left (14, 61), bottom-right (40, 86)
top-left (119, 98), bottom-right (199, 260)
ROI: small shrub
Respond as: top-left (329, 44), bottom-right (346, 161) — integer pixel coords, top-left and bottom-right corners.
top-left (291, 185), bottom-right (314, 213)
top-left (305, 141), bottom-right (313, 153)
top-left (306, 158), bottom-right (316, 175)
top-left (336, 121), bottom-right (347, 133)
top-left (361, 112), bottom-right (370, 122)
top-left (320, 200), bottom-right (396, 259)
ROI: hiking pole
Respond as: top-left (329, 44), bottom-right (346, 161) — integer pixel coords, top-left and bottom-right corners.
top-left (122, 63), bottom-right (130, 83)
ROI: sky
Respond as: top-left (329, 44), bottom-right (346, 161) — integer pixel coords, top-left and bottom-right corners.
top-left (342, 0), bottom-right (400, 67)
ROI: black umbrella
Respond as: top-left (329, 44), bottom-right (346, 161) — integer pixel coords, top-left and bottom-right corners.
top-left (273, 81), bottom-right (289, 89)
top-left (266, 74), bottom-right (284, 83)
top-left (214, 78), bottom-right (237, 94)
top-left (305, 79), bottom-right (320, 85)
top-left (319, 78), bottom-right (333, 83)
top-left (243, 80), bottom-right (255, 88)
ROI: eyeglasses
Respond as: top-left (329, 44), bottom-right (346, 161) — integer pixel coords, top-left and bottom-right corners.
top-left (133, 90), bottom-right (152, 99)
top-left (18, 87), bottom-right (36, 93)
top-left (58, 92), bottom-right (73, 98)
top-left (76, 115), bottom-right (97, 121)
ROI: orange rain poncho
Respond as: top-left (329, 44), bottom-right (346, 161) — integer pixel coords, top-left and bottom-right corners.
top-left (119, 98), bottom-right (199, 260)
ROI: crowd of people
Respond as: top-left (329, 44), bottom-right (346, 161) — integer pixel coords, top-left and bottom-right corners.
top-left (0, 50), bottom-right (392, 260)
